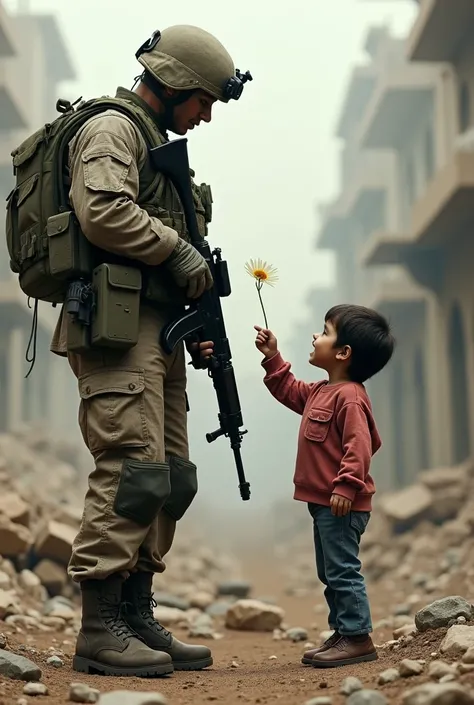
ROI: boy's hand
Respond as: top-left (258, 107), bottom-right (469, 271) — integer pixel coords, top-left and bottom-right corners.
top-left (254, 326), bottom-right (279, 358)
top-left (330, 493), bottom-right (352, 517)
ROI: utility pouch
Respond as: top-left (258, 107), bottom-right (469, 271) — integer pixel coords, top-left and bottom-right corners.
top-left (66, 314), bottom-right (92, 354)
top-left (163, 455), bottom-right (198, 521)
top-left (91, 263), bottom-right (142, 350)
top-left (47, 211), bottom-right (92, 279)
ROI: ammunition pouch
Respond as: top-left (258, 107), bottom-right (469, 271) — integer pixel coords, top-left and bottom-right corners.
top-left (114, 459), bottom-right (171, 527)
top-left (163, 455), bottom-right (198, 521)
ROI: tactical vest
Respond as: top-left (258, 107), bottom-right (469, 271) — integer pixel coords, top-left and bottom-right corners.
top-left (5, 87), bottom-right (213, 307)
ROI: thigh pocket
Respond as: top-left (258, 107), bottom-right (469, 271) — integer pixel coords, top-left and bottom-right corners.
top-left (114, 460), bottom-right (171, 527)
top-left (349, 511), bottom-right (370, 536)
top-left (79, 368), bottom-right (149, 453)
top-left (163, 456), bottom-right (198, 521)
top-left (304, 408), bottom-right (333, 442)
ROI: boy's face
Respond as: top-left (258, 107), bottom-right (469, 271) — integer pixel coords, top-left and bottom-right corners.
top-left (309, 318), bottom-right (351, 371)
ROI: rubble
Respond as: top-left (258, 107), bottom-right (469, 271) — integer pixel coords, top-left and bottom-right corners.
top-left (69, 682), bottom-right (101, 703)
top-left (0, 650), bottom-right (41, 681)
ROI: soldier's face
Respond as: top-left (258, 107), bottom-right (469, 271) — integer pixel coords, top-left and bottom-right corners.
top-left (172, 90), bottom-right (216, 135)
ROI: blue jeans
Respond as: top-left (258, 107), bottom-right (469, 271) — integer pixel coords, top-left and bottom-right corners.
top-left (308, 503), bottom-right (372, 636)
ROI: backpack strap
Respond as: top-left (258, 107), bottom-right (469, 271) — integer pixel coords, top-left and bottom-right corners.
top-left (53, 98), bottom-right (165, 213)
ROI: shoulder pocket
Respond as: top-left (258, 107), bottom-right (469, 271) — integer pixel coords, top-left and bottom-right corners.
top-left (304, 408), bottom-right (333, 443)
top-left (82, 145), bottom-right (132, 193)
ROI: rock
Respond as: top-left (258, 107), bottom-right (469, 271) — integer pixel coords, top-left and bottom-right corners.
top-left (0, 518), bottom-right (32, 556)
top-left (340, 677), bottom-right (363, 695)
top-left (415, 597), bottom-right (473, 632)
top-left (0, 589), bottom-right (21, 619)
top-left (18, 570), bottom-right (41, 591)
top-left (0, 571), bottom-right (11, 589)
top-left (206, 601), bottom-right (234, 617)
top-left (152, 592), bottom-right (189, 611)
top-left (0, 634), bottom-right (7, 648)
top-left (0, 651), bottom-right (41, 682)
top-left (304, 698), bottom-right (333, 705)
top-left (225, 599), bottom-right (284, 631)
top-left (97, 695), bottom-right (167, 705)
top-left (34, 520), bottom-right (77, 565)
top-left (47, 655), bottom-right (63, 668)
top-left (380, 484), bottom-right (432, 531)
top-left (428, 660), bottom-right (457, 680)
top-left (69, 682), bottom-right (101, 703)
top-left (378, 668), bottom-right (400, 684)
top-left (0, 492), bottom-right (30, 526)
top-left (462, 646), bottom-right (474, 664)
top-left (400, 658), bottom-right (424, 677)
top-left (188, 625), bottom-right (217, 639)
top-left (33, 560), bottom-right (67, 597)
top-left (217, 580), bottom-right (251, 598)
top-left (394, 624), bottom-right (417, 639)
top-left (402, 682), bottom-right (474, 704)
top-left (285, 627), bottom-right (308, 642)
top-left (152, 606), bottom-right (188, 627)
top-left (440, 625), bottom-right (474, 656)
top-left (189, 591), bottom-right (214, 610)
top-left (22, 682), bottom-right (48, 696)
top-left (347, 691), bottom-right (389, 705)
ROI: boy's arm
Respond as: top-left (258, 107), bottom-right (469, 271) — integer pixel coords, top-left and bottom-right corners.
top-left (262, 353), bottom-right (314, 415)
top-left (332, 402), bottom-right (372, 501)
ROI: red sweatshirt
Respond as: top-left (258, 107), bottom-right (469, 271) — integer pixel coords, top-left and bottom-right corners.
top-left (262, 353), bottom-right (381, 511)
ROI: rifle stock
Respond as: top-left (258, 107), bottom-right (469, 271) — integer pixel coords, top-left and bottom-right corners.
top-left (150, 139), bottom-right (251, 502)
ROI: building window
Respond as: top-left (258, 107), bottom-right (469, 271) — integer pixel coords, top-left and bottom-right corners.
top-left (459, 81), bottom-right (470, 133)
top-left (424, 125), bottom-right (435, 181)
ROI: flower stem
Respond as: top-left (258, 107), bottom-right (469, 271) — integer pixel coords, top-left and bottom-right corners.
top-left (256, 281), bottom-right (269, 328)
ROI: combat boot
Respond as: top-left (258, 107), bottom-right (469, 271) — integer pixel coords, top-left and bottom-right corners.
top-left (122, 571), bottom-right (213, 670)
top-left (73, 575), bottom-right (174, 677)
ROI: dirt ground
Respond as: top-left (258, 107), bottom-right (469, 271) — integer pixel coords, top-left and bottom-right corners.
top-left (0, 554), bottom-right (472, 705)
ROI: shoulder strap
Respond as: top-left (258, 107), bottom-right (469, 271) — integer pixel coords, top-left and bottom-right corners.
top-left (54, 98), bottom-right (165, 211)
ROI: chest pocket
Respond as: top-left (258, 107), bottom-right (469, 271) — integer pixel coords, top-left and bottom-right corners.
top-left (304, 408), bottom-right (333, 443)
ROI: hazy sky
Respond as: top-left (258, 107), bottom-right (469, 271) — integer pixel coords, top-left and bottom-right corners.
top-left (5, 0), bottom-right (417, 513)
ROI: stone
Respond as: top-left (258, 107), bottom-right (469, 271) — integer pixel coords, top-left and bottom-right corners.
top-left (0, 589), bottom-right (21, 619)
top-left (304, 698), bottom-right (333, 705)
top-left (394, 624), bottom-right (417, 639)
top-left (462, 646), bottom-right (474, 664)
top-left (189, 591), bottom-right (214, 610)
top-left (0, 571), bottom-right (11, 589)
top-left (378, 668), bottom-right (400, 684)
top-left (152, 592), bottom-right (189, 611)
top-left (402, 682), bottom-right (474, 704)
top-left (33, 560), bottom-right (67, 597)
top-left (440, 625), bottom-right (474, 656)
top-left (188, 625), bottom-right (216, 639)
top-left (206, 600), bottom-right (234, 617)
top-left (415, 597), bottom-right (473, 632)
top-left (22, 682), bottom-right (48, 696)
top-left (347, 691), bottom-right (389, 705)
top-left (97, 694), bottom-right (167, 705)
top-left (428, 660), bottom-right (457, 680)
top-left (285, 627), bottom-right (308, 642)
top-left (47, 655), bottom-right (64, 668)
top-left (152, 606), bottom-right (188, 627)
top-left (69, 682), bottom-right (101, 703)
top-left (34, 520), bottom-right (77, 565)
top-left (225, 599), bottom-right (284, 631)
top-left (0, 650), bottom-right (41, 682)
top-left (217, 580), bottom-right (252, 598)
top-left (340, 677), bottom-right (363, 695)
top-left (400, 658), bottom-right (424, 677)
top-left (0, 519), bottom-right (32, 556)
top-left (380, 484), bottom-right (432, 531)
top-left (18, 570), bottom-right (41, 591)
top-left (0, 492), bottom-right (30, 526)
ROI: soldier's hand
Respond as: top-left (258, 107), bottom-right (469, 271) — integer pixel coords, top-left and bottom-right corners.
top-left (187, 339), bottom-right (214, 361)
top-left (254, 325), bottom-right (279, 358)
top-left (166, 239), bottom-right (213, 299)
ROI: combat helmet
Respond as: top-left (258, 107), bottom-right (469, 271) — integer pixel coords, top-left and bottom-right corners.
top-left (136, 25), bottom-right (252, 103)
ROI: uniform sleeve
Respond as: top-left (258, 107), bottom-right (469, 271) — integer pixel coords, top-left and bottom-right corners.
top-left (69, 114), bottom-right (178, 265)
top-left (332, 402), bottom-right (372, 501)
top-left (262, 352), bottom-right (314, 415)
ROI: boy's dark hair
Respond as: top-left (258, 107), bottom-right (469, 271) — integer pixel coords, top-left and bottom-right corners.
top-left (325, 304), bottom-right (395, 384)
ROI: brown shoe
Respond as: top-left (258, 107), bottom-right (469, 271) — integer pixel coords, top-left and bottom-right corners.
top-left (301, 631), bottom-right (340, 665)
top-left (311, 634), bottom-right (377, 668)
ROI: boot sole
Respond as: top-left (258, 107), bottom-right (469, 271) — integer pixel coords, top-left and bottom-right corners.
top-left (311, 652), bottom-right (378, 668)
top-left (73, 656), bottom-right (174, 677)
top-left (173, 656), bottom-right (213, 671)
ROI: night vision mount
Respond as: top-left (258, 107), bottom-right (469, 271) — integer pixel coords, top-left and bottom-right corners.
top-left (136, 30), bottom-right (253, 100)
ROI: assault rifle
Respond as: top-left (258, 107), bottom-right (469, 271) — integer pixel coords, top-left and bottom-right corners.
top-left (150, 139), bottom-right (251, 502)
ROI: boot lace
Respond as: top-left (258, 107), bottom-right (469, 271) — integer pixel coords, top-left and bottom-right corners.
top-left (98, 596), bottom-right (137, 641)
top-left (136, 591), bottom-right (171, 639)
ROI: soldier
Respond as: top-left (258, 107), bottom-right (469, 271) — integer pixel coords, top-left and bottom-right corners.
top-left (50, 25), bottom-right (251, 677)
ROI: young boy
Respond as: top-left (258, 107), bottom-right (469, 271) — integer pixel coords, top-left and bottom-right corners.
top-left (254, 304), bottom-right (395, 669)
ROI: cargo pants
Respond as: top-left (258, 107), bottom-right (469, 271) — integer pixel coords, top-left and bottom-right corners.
top-left (67, 303), bottom-right (195, 583)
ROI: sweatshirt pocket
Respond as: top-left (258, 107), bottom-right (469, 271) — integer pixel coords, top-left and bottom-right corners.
top-left (304, 408), bottom-right (333, 443)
